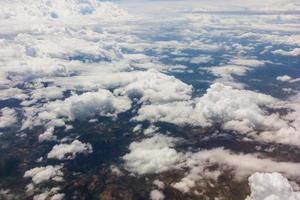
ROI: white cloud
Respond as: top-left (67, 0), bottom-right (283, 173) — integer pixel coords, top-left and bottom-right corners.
top-left (246, 172), bottom-right (300, 200)
top-left (24, 165), bottom-right (63, 184)
top-left (153, 180), bottom-right (165, 190)
top-left (190, 56), bottom-right (211, 64)
top-left (32, 187), bottom-right (64, 200)
top-left (113, 69), bottom-right (192, 105)
top-left (172, 148), bottom-right (300, 193)
top-left (150, 189), bottom-right (165, 200)
top-left (46, 89), bottom-right (131, 121)
top-left (47, 140), bottom-right (93, 160)
top-left (277, 75), bottom-right (300, 83)
top-left (123, 134), bottom-right (185, 175)
top-left (0, 0), bottom-right (129, 21)
top-left (22, 89), bottom-right (132, 130)
top-left (0, 88), bottom-right (27, 101)
top-left (0, 107), bottom-right (17, 128)
top-left (31, 86), bottom-right (65, 101)
top-left (38, 127), bottom-right (57, 142)
top-left (136, 83), bottom-right (300, 145)
top-left (272, 48), bottom-right (300, 56)
top-left (277, 75), bottom-right (292, 82)
top-left (229, 58), bottom-right (265, 68)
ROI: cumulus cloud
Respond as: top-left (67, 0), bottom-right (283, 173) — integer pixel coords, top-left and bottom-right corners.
top-left (47, 140), bottom-right (93, 160)
top-left (277, 75), bottom-right (293, 82)
top-left (24, 165), bottom-right (63, 184)
top-left (190, 56), bottom-right (212, 64)
top-left (32, 187), bottom-right (64, 200)
top-left (0, 88), bottom-right (27, 101)
top-left (0, 107), bottom-right (17, 128)
top-left (272, 48), bottom-right (300, 56)
top-left (0, 0), bottom-right (129, 21)
top-left (205, 58), bottom-right (266, 87)
top-left (150, 189), bottom-right (165, 200)
top-left (172, 148), bottom-right (300, 193)
top-left (22, 89), bottom-right (131, 130)
top-left (31, 86), bottom-right (65, 101)
top-left (277, 75), bottom-right (300, 83)
top-left (123, 134), bottom-right (185, 174)
top-left (46, 89), bottom-right (131, 121)
top-left (153, 180), bottom-right (165, 190)
top-left (229, 58), bottom-right (265, 68)
top-left (136, 82), bottom-right (300, 145)
top-left (38, 127), bottom-right (57, 142)
top-left (113, 69), bottom-right (193, 105)
top-left (246, 172), bottom-right (300, 200)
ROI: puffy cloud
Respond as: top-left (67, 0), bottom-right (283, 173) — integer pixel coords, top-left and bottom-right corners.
top-left (193, 83), bottom-right (278, 132)
top-left (123, 134), bottom-right (185, 174)
top-left (0, 0), bottom-right (129, 21)
top-left (272, 48), bottom-right (300, 56)
top-left (246, 172), bottom-right (300, 200)
top-left (45, 89), bottom-right (131, 121)
top-left (32, 187), bottom-right (64, 200)
top-left (135, 101), bottom-right (196, 126)
top-left (0, 189), bottom-right (16, 200)
top-left (277, 75), bottom-right (292, 82)
top-left (24, 165), bottom-right (63, 184)
top-left (22, 89), bottom-right (131, 130)
top-left (113, 69), bottom-right (193, 105)
top-left (47, 140), bottom-right (93, 160)
top-left (206, 65), bottom-right (248, 88)
top-left (277, 75), bottom-right (300, 83)
top-left (0, 88), bottom-right (27, 101)
top-left (190, 56), bottom-right (211, 64)
top-left (0, 107), bottom-right (17, 128)
top-left (30, 86), bottom-right (65, 101)
top-left (136, 83), bottom-right (300, 145)
top-left (153, 180), bottom-right (165, 190)
top-left (38, 127), bottom-right (57, 142)
top-left (172, 148), bottom-right (300, 193)
top-left (204, 58), bottom-right (266, 87)
top-left (150, 190), bottom-right (165, 200)
top-left (229, 58), bottom-right (265, 68)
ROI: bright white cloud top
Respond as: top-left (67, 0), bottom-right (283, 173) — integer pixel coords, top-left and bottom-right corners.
top-left (246, 172), bottom-right (300, 200)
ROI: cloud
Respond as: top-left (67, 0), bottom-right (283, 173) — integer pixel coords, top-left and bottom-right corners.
top-left (47, 140), bottom-right (93, 160)
top-left (172, 148), bottom-right (300, 193)
top-left (205, 58), bottom-right (265, 88)
top-left (150, 189), bottom-right (165, 200)
top-left (31, 86), bottom-right (65, 101)
top-left (123, 134), bottom-right (185, 174)
top-left (46, 89), bottom-right (131, 121)
top-left (272, 48), bottom-right (300, 57)
top-left (0, 107), bottom-right (17, 128)
top-left (32, 187), bottom-right (64, 200)
top-left (22, 89), bottom-right (132, 130)
top-left (0, 88), bottom-right (27, 101)
top-left (24, 165), bottom-right (63, 184)
top-left (0, 0), bottom-right (129, 21)
top-left (277, 75), bottom-right (300, 83)
top-left (113, 69), bottom-right (193, 105)
top-left (246, 172), bottom-right (300, 200)
top-left (38, 127), bottom-right (57, 142)
top-left (190, 56), bottom-right (212, 64)
top-left (277, 75), bottom-right (293, 82)
top-left (229, 58), bottom-right (265, 68)
top-left (136, 82), bottom-right (300, 146)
